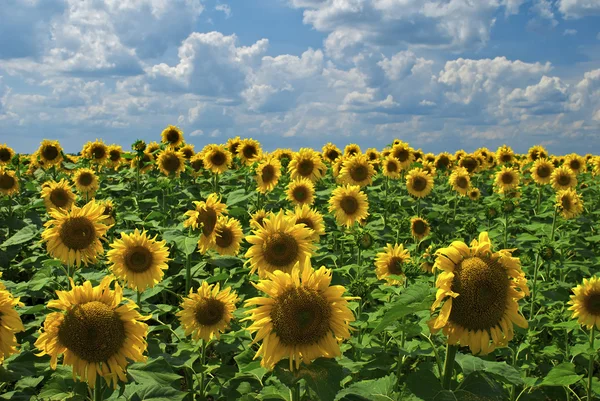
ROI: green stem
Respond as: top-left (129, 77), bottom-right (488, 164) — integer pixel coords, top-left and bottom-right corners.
top-left (528, 254), bottom-right (540, 320)
top-left (94, 373), bottom-right (103, 401)
top-left (504, 212), bottom-right (509, 249)
top-left (199, 340), bottom-right (207, 399)
top-left (292, 380), bottom-right (301, 401)
top-left (587, 326), bottom-right (596, 401)
top-left (136, 291), bottom-right (142, 308)
top-left (550, 207), bottom-right (558, 241)
top-left (417, 197), bottom-right (421, 217)
top-left (536, 185), bottom-right (542, 214)
top-left (442, 344), bottom-right (458, 390)
top-left (453, 195), bottom-right (458, 219)
top-left (185, 253), bottom-right (192, 294)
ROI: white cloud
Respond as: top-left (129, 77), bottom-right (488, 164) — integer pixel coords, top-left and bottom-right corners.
top-left (563, 29), bottom-right (578, 35)
top-left (378, 50), bottom-right (433, 81)
top-left (215, 4), bottom-right (232, 18)
top-left (530, 0), bottom-right (558, 26)
top-left (190, 129), bottom-right (204, 136)
top-left (558, 0), bottom-right (600, 18)
top-left (505, 76), bottom-right (569, 114)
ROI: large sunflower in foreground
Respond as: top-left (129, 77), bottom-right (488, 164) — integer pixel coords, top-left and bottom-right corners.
top-left (406, 168), bottom-right (434, 198)
top-left (35, 276), bottom-right (149, 388)
top-left (494, 166), bottom-right (520, 194)
top-left (551, 165), bottom-right (577, 191)
top-left (568, 276), bottom-right (600, 330)
top-left (183, 194), bottom-right (228, 253)
top-left (203, 144), bottom-right (232, 175)
top-left (556, 188), bottom-right (584, 219)
top-left (73, 168), bottom-right (99, 198)
top-left (530, 158), bottom-right (554, 185)
top-left (212, 216), bottom-right (244, 256)
top-left (255, 157), bottom-right (282, 193)
top-left (157, 149), bottom-right (186, 177)
top-left (287, 178), bottom-right (315, 206)
top-left (449, 167), bottom-right (471, 196)
top-left (286, 204), bottom-right (325, 243)
top-left (339, 154), bottom-right (375, 187)
top-left (289, 148), bottom-right (327, 183)
top-left (429, 232), bottom-right (529, 355)
top-left (37, 140), bottom-right (63, 166)
top-left (0, 274), bottom-right (24, 364)
top-left (41, 179), bottom-right (76, 212)
top-left (244, 261), bottom-right (356, 370)
top-left (0, 144), bottom-right (14, 166)
top-left (41, 200), bottom-right (111, 267)
top-left (245, 211), bottom-right (314, 278)
top-left (0, 169), bottom-right (19, 196)
top-left (328, 184), bottom-right (369, 227)
top-left (177, 281), bottom-right (238, 342)
top-left (161, 125), bottom-right (185, 148)
top-left (107, 229), bottom-right (170, 291)
top-left (374, 244), bottom-right (411, 285)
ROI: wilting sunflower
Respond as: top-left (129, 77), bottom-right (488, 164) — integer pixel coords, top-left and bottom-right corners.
top-left (73, 168), bottom-right (99, 198)
top-left (286, 204), bottom-right (326, 243)
top-left (449, 167), bottom-right (471, 196)
top-left (551, 165), bottom-right (577, 191)
top-left (406, 168), bottom-right (434, 198)
top-left (435, 152), bottom-right (453, 171)
top-left (392, 142), bottom-right (414, 170)
top-left (244, 261), bottom-right (356, 370)
top-left (382, 155), bottom-right (402, 179)
top-left (0, 274), bottom-right (24, 364)
top-left (328, 184), bottom-right (369, 228)
top-left (289, 148), bottom-right (327, 183)
top-left (564, 153), bottom-right (586, 175)
top-left (35, 276), bottom-right (149, 388)
top-left (344, 143), bottom-right (361, 157)
top-left (468, 187), bottom-right (481, 201)
top-left (322, 143), bottom-right (342, 163)
top-left (180, 144), bottom-right (195, 160)
top-left (177, 281), bottom-right (238, 342)
top-left (287, 178), bottom-right (315, 206)
top-left (530, 158), bottom-right (554, 185)
top-left (255, 157), bottom-right (282, 193)
top-left (556, 188), bottom-right (584, 219)
top-left (41, 179), bottom-right (76, 212)
top-left (250, 209), bottom-right (271, 230)
top-left (494, 166), bottom-right (520, 194)
top-left (568, 276), bottom-right (600, 330)
top-left (245, 210), bottom-right (314, 278)
top-left (429, 232), bottom-right (529, 355)
top-left (203, 144), bottom-right (232, 175)
top-left (0, 169), bottom-right (19, 196)
top-left (106, 145), bottom-right (123, 169)
top-left (411, 217), bottom-right (430, 240)
top-left (37, 140), bottom-right (63, 166)
top-left (107, 229), bottom-right (170, 291)
top-left (212, 216), bottom-right (244, 256)
top-left (41, 200), bottom-right (110, 267)
top-left (527, 145), bottom-right (547, 163)
top-left (161, 125), bottom-right (184, 148)
top-left (183, 194), bottom-right (228, 253)
top-left (82, 140), bottom-right (108, 165)
top-left (495, 145), bottom-right (514, 165)
top-left (157, 149), bottom-right (185, 177)
top-left (374, 244), bottom-right (411, 285)
top-left (238, 138), bottom-right (262, 166)
top-left (339, 154), bottom-right (375, 187)
top-left (0, 144), bottom-right (14, 166)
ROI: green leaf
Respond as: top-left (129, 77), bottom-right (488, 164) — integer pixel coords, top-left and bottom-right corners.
top-left (37, 375), bottom-right (87, 401)
top-left (301, 359), bottom-right (345, 401)
top-left (1, 226), bottom-right (39, 248)
top-left (455, 353), bottom-right (524, 386)
top-left (128, 358), bottom-right (183, 386)
top-left (235, 349), bottom-right (269, 383)
top-left (129, 384), bottom-right (187, 401)
top-left (458, 371), bottom-right (507, 400)
top-left (207, 256), bottom-right (242, 267)
top-left (540, 363), bottom-right (584, 387)
top-left (372, 281), bottom-right (433, 334)
top-left (335, 374), bottom-right (397, 401)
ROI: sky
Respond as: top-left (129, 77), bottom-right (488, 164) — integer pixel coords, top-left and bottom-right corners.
top-left (1, 0), bottom-right (600, 155)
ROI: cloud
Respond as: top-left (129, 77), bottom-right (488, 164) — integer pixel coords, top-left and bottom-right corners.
top-left (558, 0), bottom-right (600, 18)
top-left (530, 0), bottom-right (558, 27)
top-left (215, 4), bottom-right (232, 18)
top-left (563, 29), bottom-right (578, 35)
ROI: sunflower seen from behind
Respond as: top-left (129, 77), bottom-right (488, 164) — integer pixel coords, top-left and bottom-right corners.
top-left (41, 179), bottom-right (76, 212)
top-left (244, 261), bottom-right (356, 370)
top-left (568, 276), bottom-right (600, 330)
top-left (157, 149), bottom-right (185, 177)
top-left (556, 188), bottom-right (584, 219)
top-left (0, 274), bottom-right (24, 364)
top-left (255, 156), bottom-right (282, 193)
top-left (161, 125), bottom-right (184, 148)
top-left (328, 184), bottom-right (369, 228)
top-left (0, 169), bottom-right (19, 197)
top-left (212, 216), bottom-right (244, 256)
top-left (35, 276), bottom-right (149, 388)
top-left (73, 168), bottom-right (99, 199)
top-left (287, 178), bottom-right (315, 206)
top-left (339, 154), bottom-right (375, 187)
top-left (374, 244), bottom-right (411, 285)
top-left (286, 204), bottom-right (325, 243)
top-left (406, 168), bottom-right (434, 198)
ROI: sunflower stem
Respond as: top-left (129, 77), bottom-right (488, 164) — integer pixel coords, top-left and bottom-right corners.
top-left (185, 253), bottom-right (192, 294)
top-left (504, 212), bottom-right (509, 249)
top-left (199, 339), bottom-right (207, 399)
top-left (291, 380), bottom-right (301, 401)
top-left (587, 325), bottom-right (596, 401)
top-left (442, 344), bottom-right (458, 390)
top-left (416, 197), bottom-right (421, 217)
top-left (550, 206), bottom-right (558, 241)
top-left (535, 185), bottom-right (542, 215)
top-left (136, 291), bottom-right (142, 309)
top-left (528, 253), bottom-right (540, 320)
top-left (94, 374), bottom-right (103, 401)
top-left (453, 195), bottom-right (458, 220)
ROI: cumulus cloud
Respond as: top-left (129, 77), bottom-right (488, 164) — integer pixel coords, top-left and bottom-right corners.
top-left (558, 0), bottom-right (600, 18)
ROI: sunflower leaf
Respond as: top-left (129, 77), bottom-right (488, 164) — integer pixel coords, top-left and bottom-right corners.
top-left (540, 362), bottom-right (584, 387)
top-left (335, 374), bottom-right (397, 401)
top-left (1, 226), bottom-right (39, 248)
top-left (372, 281), bottom-right (433, 334)
top-left (128, 357), bottom-right (183, 386)
top-left (455, 353), bottom-right (524, 386)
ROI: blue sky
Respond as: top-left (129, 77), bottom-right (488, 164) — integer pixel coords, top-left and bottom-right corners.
top-left (1, 0), bottom-right (600, 155)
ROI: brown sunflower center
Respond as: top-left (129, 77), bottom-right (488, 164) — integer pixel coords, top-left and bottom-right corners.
top-left (326, 150), bottom-right (339, 161)
top-left (388, 256), bottom-right (405, 275)
top-left (297, 159), bottom-right (314, 177)
top-left (296, 217), bottom-right (314, 230)
top-left (449, 256), bottom-right (509, 331)
top-left (569, 160), bottom-right (581, 171)
top-left (261, 165), bottom-right (276, 184)
top-left (557, 174), bottom-right (571, 186)
top-left (191, 159), bottom-right (203, 171)
top-left (230, 143), bottom-right (240, 154)
top-left (411, 176), bottom-right (427, 192)
top-left (78, 172), bottom-right (94, 187)
top-left (347, 148), bottom-right (358, 156)
top-left (109, 150), bottom-right (120, 161)
top-left (292, 186), bottom-right (308, 202)
top-left (536, 165), bottom-right (551, 178)
top-left (194, 298), bottom-right (225, 326)
top-left (584, 293), bottom-right (600, 316)
top-left (58, 301), bottom-right (125, 362)
top-left (50, 188), bottom-right (70, 208)
top-left (161, 154), bottom-right (181, 173)
top-left (394, 148), bottom-right (409, 162)
top-left (560, 195), bottom-right (572, 211)
top-left (255, 216), bottom-right (265, 227)
top-left (59, 216), bottom-right (97, 250)
top-left (124, 245), bottom-right (154, 273)
top-left (182, 148), bottom-right (194, 159)
top-left (436, 156), bottom-right (450, 169)
top-left (216, 227), bottom-right (234, 248)
top-left (92, 146), bottom-right (106, 160)
top-left (530, 150), bottom-right (539, 161)
top-left (42, 145), bottom-right (59, 161)
top-left (386, 161), bottom-right (398, 173)
top-left (350, 164), bottom-right (369, 182)
top-left (340, 195), bottom-right (359, 215)
top-left (197, 208), bottom-right (217, 237)
top-left (501, 172), bottom-right (514, 185)
top-left (242, 145), bottom-right (257, 159)
top-left (456, 176), bottom-right (469, 189)
top-left (500, 154), bottom-right (512, 163)
top-left (166, 129), bottom-right (180, 143)
top-left (412, 219), bottom-right (427, 235)
top-left (210, 151), bottom-right (226, 167)
top-left (271, 287), bottom-right (331, 346)
top-left (0, 173), bottom-right (15, 190)
top-left (462, 157), bottom-right (478, 173)
top-left (0, 148), bottom-right (11, 162)
top-left (263, 232), bottom-right (299, 267)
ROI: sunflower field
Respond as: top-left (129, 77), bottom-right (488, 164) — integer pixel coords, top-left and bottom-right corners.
top-left (0, 129), bottom-right (599, 401)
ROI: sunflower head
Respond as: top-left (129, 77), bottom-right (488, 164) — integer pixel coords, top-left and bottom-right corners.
top-left (213, 216), bottom-right (244, 256)
top-left (226, 136), bottom-right (241, 155)
top-left (98, 199), bottom-right (116, 226)
top-left (106, 145), bottom-right (123, 169)
top-left (322, 143), bottom-right (342, 163)
top-left (161, 125), bottom-right (185, 148)
top-left (435, 152), bottom-right (453, 170)
top-left (568, 276), bottom-right (600, 330)
top-left (528, 145), bottom-right (547, 162)
top-left (0, 283), bottom-right (24, 364)
top-left (41, 179), bottom-right (76, 212)
top-left (157, 149), bottom-right (186, 177)
top-left (189, 154), bottom-right (205, 176)
top-left (459, 155), bottom-right (479, 174)
top-left (203, 144), bottom-right (232, 174)
top-left (0, 144), bottom-right (15, 166)
top-left (449, 167), bottom-right (471, 196)
top-left (530, 158), bottom-right (554, 185)
top-left (467, 187), bottom-right (481, 201)
top-left (555, 188), bottom-right (584, 219)
top-left (411, 217), bottom-right (430, 240)
top-left (289, 148), bottom-right (327, 182)
top-left (0, 168), bottom-right (19, 196)
top-left (382, 155), bottom-right (402, 179)
top-left (183, 194), bottom-right (228, 253)
top-left (375, 244), bottom-right (411, 285)
top-left (494, 166), bottom-right (520, 194)
top-left (180, 144), bottom-right (195, 159)
top-left (564, 154), bottom-right (586, 175)
top-left (328, 184), bottom-right (369, 228)
top-left (406, 168), bottom-right (434, 198)
top-left (495, 145), bottom-right (514, 165)
top-left (38, 140), bottom-right (63, 166)
top-left (391, 142), bottom-right (414, 169)
top-left (256, 157), bottom-right (282, 193)
top-left (344, 143), bottom-right (361, 157)
top-left (238, 138), bottom-right (263, 165)
top-left (287, 178), bottom-right (315, 206)
top-left (551, 165), bottom-right (577, 191)
top-left (250, 209), bottom-right (271, 230)
top-left (286, 204), bottom-right (326, 243)
top-left (338, 154), bottom-right (375, 187)
top-left (83, 140), bottom-right (108, 164)
top-left (73, 168), bottom-right (99, 197)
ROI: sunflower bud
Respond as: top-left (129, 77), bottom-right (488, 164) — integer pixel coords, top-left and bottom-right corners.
top-left (349, 277), bottom-right (370, 299)
top-left (132, 140), bottom-right (146, 152)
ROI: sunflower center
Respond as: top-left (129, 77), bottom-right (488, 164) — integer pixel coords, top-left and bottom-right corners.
top-left (92, 146), bottom-right (106, 160)
top-left (42, 145), bottom-right (59, 161)
top-left (230, 143), bottom-right (240, 154)
top-left (255, 216), bottom-right (265, 227)
top-left (59, 216), bottom-right (97, 250)
top-left (340, 196), bottom-right (359, 214)
top-left (210, 151), bottom-right (226, 167)
top-left (584, 293), bottom-right (600, 316)
top-left (387, 161), bottom-right (398, 173)
top-left (216, 227), bottom-right (233, 248)
top-left (557, 174), bottom-right (571, 186)
top-left (194, 298), bottom-right (225, 326)
top-left (394, 149), bottom-right (409, 162)
top-left (296, 217), bottom-right (314, 230)
top-left (124, 245), bottom-right (154, 273)
top-left (501, 154), bottom-right (512, 162)
top-left (162, 154), bottom-right (181, 173)
top-left (263, 232), bottom-right (299, 267)
top-left (326, 150), bottom-right (339, 161)
top-left (166, 129), bottom-right (180, 143)
top-left (570, 160), bottom-right (581, 170)
top-left (0, 173), bottom-right (15, 190)
top-left (501, 172), bottom-right (514, 185)
top-left (197, 208), bottom-right (218, 236)
top-left (350, 164), bottom-right (369, 182)
top-left (271, 287), bottom-right (331, 346)
top-left (462, 157), bottom-right (478, 173)
top-left (243, 145), bottom-right (257, 159)
top-left (191, 159), bottom-right (203, 171)
top-left (412, 176), bottom-right (427, 192)
top-left (0, 148), bottom-right (11, 162)
top-left (182, 148), bottom-right (193, 159)
top-left (261, 165), bottom-right (276, 183)
top-left (58, 301), bottom-right (125, 363)
top-left (437, 156), bottom-right (450, 169)
top-left (292, 186), bottom-right (308, 202)
top-left (530, 151), bottom-right (539, 161)
top-left (78, 172), bottom-right (94, 187)
top-left (297, 159), bottom-right (314, 177)
top-left (348, 148), bottom-right (358, 156)
top-left (388, 257), bottom-right (405, 275)
top-left (413, 219), bottom-right (427, 235)
top-left (449, 256), bottom-right (509, 331)
top-left (50, 188), bottom-right (69, 208)
top-left (537, 165), bottom-right (551, 178)
top-left (561, 196), bottom-right (572, 211)
top-left (109, 150), bottom-right (120, 161)
top-left (456, 176), bottom-right (469, 189)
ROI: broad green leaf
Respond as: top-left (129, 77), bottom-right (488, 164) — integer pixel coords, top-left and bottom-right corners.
top-left (540, 362), bottom-right (584, 387)
top-left (372, 281), bottom-right (433, 334)
top-left (129, 384), bottom-right (187, 401)
top-left (1, 226), bottom-right (39, 248)
top-left (335, 374), bottom-right (397, 401)
top-left (455, 353), bottom-right (524, 386)
top-left (128, 358), bottom-right (182, 386)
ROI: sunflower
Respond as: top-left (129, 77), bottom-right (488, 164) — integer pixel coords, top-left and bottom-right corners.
top-left (564, 154), bottom-right (586, 175)
top-left (530, 158), bottom-right (554, 185)
top-left (429, 232), bottom-right (529, 355)
top-left (435, 152), bottom-right (453, 171)
top-left (0, 275), bottom-right (24, 364)
top-left (527, 145), bottom-right (547, 162)
top-left (275, 148), bottom-right (294, 164)
top-left (183, 194), bottom-right (228, 253)
top-left (289, 148), bottom-right (327, 183)
top-left (41, 200), bottom-right (111, 267)
top-left (455, 150), bottom-right (467, 161)
top-left (97, 199), bottom-right (116, 226)
top-left (468, 187), bottom-right (481, 201)
top-left (406, 168), bottom-right (434, 198)
top-left (424, 153), bottom-right (436, 164)
top-left (495, 145), bottom-right (514, 165)
top-left (287, 178), bottom-right (315, 206)
top-left (35, 276), bottom-right (149, 388)
top-left (568, 276), bottom-right (600, 330)
top-left (382, 155), bottom-right (402, 179)
top-left (177, 281), bottom-right (238, 342)
top-left (459, 154), bottom-right (479, 174)
top-left (105, 145), bottom-right (123, 170)
top-left (328, 184), bottom-right (369, 228)
top-left (212, 216), bottom-right (244, 256)
top-left (551, 165), bottom-right (577, 191)
top-left (245, 210), bottom-right (314, 278)
top-left (374, 244), bottom-right (411, 285)
top-left (180, 144), bottom-right (195, 160)
top-left (494, 166), bottom-right (520, 194)
top-left (592, 157), bottom-right (600, 177)
top-left (145, 141), bottom-right (160, 155)
top-left (41, 179), bottom-right (76, 212)
top-left (161, 125), bottom-right (184, 148)
top-left (226, 136), bottom-right (241, 155)
top-left (391, 142), bottom-right (414, 170)
top-left (286, 204), bottom-right (326, 243)
top-left (244, 261), bottom-right (356, 370)
top-left (0, 169), bottom-right (19, 196)
top-left (238, 138), bottom-right (262, 166)
top-left (157, 149), bottom-right (185, 177)
top-left (413, 148), bottom-right (424, 162)
top-left (411, 217), bottom-right (430, 240)
top-left (203, 144), bottom-right (232, 175)
top-left (366, 148), bottom-right (380, 163)
top-left (556, 188), bottom-right (584, 219)
top-left (73, 168), bottom-right (99, 198)
top-left (107, 229), bottom-right (170, 291)
top-left (449, 167), bottom-right (471, 196)
top-left (421, 161), bottom-right (437, 177)
top-left (322, 143), bottom-right (342, 163)
top-left (189, 153), bottom-right (204, 177)
top-left (82, 140), bottom-right (108, 165)
top-left (131, 151), bottom-right (155, 174)
top-left (37, 140), bottom-right (63, 166)
top-left (0, 144), bottom-right (14, 166)
top-left (250, 209), bottom-right (272, 230)
top-left (339, 154), bottom-right (375, 187)
top-left (255, 157), bottom-right (282, 193)
top-left (344, 143), bottom-right (361, 157)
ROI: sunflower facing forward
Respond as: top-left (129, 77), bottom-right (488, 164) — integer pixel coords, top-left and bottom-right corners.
top-left (286, 204), bottom-right (326, 243)
top-left (238, 138), bottom-right (262, 166)
top-left (382, 155), bottom-right (402, 179)
top-left (37, 140), bottom-right (63, 166)
top-left (494, 166), bottom-right (520, 194)
top-left (177, 281), bottom-right (238, 342)
top-left (406, 168), bottom-right (434, 198)
top-left (556, 188), bottom-right (584, 219)
top-left (0, 169), bottom-right (19, 196)
top-left (82, 140), bottom-right (108, 165)
top-left (106, 145), bottom-right (123, 169)
top-left (41, 179), bottom-right (76, 212)
top-left (429, 232), bottom-right (529, 355)
top-left (161, 125), bottom-right (185, 148)
top-left (73, 168), bottom-right (99, 198)
top-left (0, 274), bottom-right (24, 364)
top-left (411, 217), bottom-right (430, 241)
top-left (35, 276), bottom-right (149, 388)
top-left (157, 149), bottom-right (186, 177)
top-left (322, 143), bottom-right (342, 163)
top-left (374, 244), bottom-right (411, 285)
top-left (551, 165), bottom-right (577, 191)
top-left (329, 184), bottom-right (369, 227)
top-left (289, 148), bottom-right (327, 183)
top-left (287, 178), bottom-right (315, 206)
top-left (212, 216), bottom-right (244, 256)
top-left (244, 261), bottom-right (356, 370)
top-left (339, 154), bottom-right (375, 187)
top-left (203, 144), bottom-right (232, 175)
top-left (568, 276), bottom-right (600, 330)
top-left (449, 167), bottom-right (471, 196)
top-left (255, 157), bottom-right (282, 193)
top-left (530, 158), bottom-right (554, 185)
top-left (0, 144), bottom-right (14, 167)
